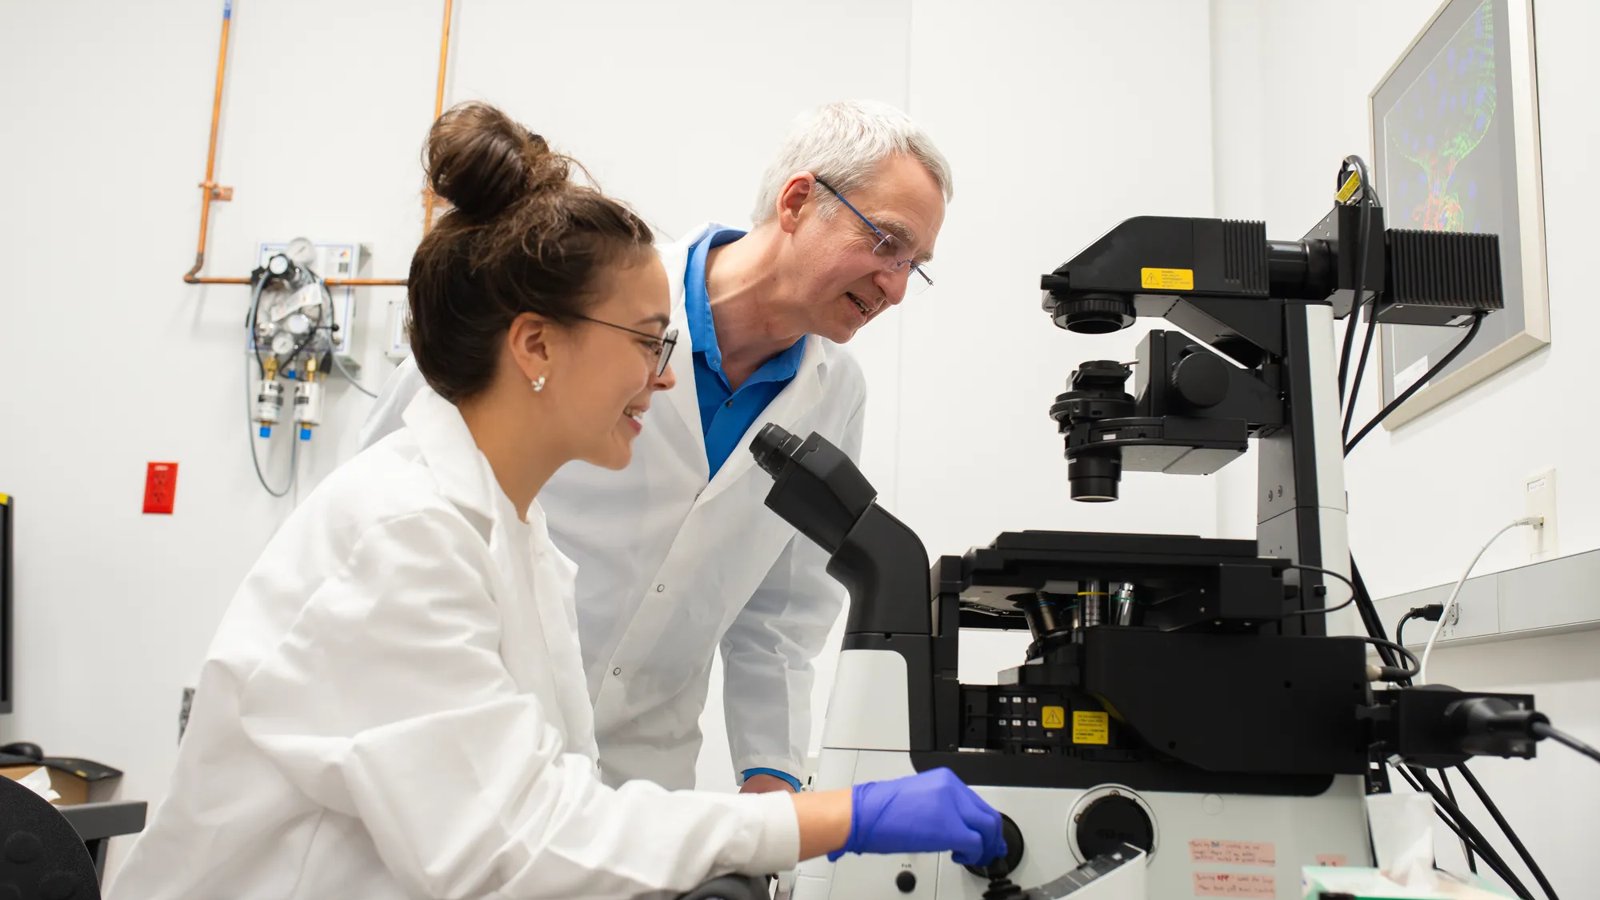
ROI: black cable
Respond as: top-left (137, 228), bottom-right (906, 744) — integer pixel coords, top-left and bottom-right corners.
top-left (1340, 158), bottom-right (1380, 431)
top-left (279, 314), bottom-right (323, 376)
top-left (1348, 475), bottom-right (1550, 894)
top-left (1336, 155), bottom-right (1376, 406)
top-left (1283, 595), bottom-right (1356, 617)
top-left (1533, 721), bottom-right (1600, 765)
top-left (1385, 606), bottom-right (1555, 893)
top-left (1438, 769), bottom-right (1478, 875)
top-left (1455, 765), bottom-right (1557, 898)
top-left (1339, 157), bottom-right (1380, 436)
top-left (1351, 556), bottom-right (1403, 669)
top-left (1389, 766), bottom-right (1509, 886)
top-left (247, 276), bottom-right (268, 380)
top-left (1278, 563), bottom-right (1357, 617)
top-left (1395, 605), bottom-right (1446, 656)
top-left (1342, 311), bottom-right (1382, 442)
top-left (1362, 636), bottom-right (1420, 677)
top-left (1395, 611), bottom-right (1420, 652)
top-left (1405, 766), bottom-right (1535, 899)
top-left (1346, 312), bottom-right (1485, 454)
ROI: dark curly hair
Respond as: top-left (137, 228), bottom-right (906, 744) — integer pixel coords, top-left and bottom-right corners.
top-left (407, 101), bottom-right (654, 402)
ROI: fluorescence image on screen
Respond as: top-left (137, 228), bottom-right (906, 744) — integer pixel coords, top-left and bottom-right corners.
top-left (1373, 0), bottom-right (1530, 405)
top-left (1383, 0), bottom-right (1504, 234)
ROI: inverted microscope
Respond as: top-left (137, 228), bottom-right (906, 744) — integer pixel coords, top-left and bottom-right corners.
top-left (747, 163), bottom-right (1544, 899)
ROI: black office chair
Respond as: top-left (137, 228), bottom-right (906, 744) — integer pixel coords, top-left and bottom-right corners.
top-left (0, 773), bottom-right (100, 899)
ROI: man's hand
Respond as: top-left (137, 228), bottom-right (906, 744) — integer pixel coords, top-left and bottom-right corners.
top-left (740, 774), bottom-right (797, 794)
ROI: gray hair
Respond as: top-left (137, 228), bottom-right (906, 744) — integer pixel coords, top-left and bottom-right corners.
top-left (751, 100), bottom-right (953, 225)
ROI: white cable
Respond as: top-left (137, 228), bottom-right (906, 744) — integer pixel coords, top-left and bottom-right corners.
top-left (1416, 516), bottom-right (1543, 684)
top-left (330, 350), bottom-right (378, 398)
top-left (310, 273), bottom-right (378, 398)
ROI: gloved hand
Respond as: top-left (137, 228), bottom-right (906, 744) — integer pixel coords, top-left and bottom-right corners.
top-left (828, 767), bottom-right (1005, 866)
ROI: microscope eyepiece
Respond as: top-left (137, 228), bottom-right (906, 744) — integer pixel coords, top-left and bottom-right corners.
top-left (751, 423), bottom-right (804, 478)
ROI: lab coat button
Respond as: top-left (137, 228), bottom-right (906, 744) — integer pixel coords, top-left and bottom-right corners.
top-left (612, 667), bottom-right (622, 676)
top-left (655, 584), bottom-right (666, 592)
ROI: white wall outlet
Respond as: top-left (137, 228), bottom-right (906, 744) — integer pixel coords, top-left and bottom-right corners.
top-left (385, 297), bottom-right (413, 361)
top-left (1524, 467), bottom-right (1558, 561)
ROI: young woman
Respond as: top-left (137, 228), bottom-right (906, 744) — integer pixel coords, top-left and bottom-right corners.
top-left (109, 102), bottom-right (1003, 899)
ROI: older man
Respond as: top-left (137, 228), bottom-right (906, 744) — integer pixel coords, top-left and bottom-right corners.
top-left (361, 99), bottom-right (950, 794)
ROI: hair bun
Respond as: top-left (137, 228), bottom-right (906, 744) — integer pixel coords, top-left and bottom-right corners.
top-left (425, 101), bottom-right (570, 218)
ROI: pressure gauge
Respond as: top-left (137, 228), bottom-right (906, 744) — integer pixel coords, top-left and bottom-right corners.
top-left (286, 313), bottom-right (311, 336)
top-left (266, 253), bottom-right (292, 277)
top-left (271, 332), bottom-right (296, 355)
top-left (286, 237), bottom-right (316, 268)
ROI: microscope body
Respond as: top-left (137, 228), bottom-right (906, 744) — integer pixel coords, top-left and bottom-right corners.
top-left (769, 506), bottom-right (1373, 898)
top-left (749, 194), bottom-right (1511, 899)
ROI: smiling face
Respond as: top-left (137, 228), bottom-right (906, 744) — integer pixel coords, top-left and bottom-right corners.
top-left (548, 254), bottom-right (677, 470)
top-left (787, 154), bottom-right (946, 344)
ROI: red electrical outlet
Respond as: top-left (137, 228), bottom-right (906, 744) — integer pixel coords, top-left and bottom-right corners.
top-left (143, 462), bottom-right (178, 515)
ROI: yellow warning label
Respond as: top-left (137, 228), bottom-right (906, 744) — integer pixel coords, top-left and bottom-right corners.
top-left (0, 493), bottom-right (8, 505)
top-left (1073, 710), bottom-right (1110, 745)
top-left (1336, 170), bottom-right (1361, 204)
top-left (1041, 706), bottom-right (1065, 730)
top-left (1140, 267), bottom-right (1194, 291)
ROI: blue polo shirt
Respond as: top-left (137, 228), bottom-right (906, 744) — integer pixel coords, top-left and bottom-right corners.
top-left (686, 228), bottom-right (808, 792)
top-left (685, 228), bottom-right (807, 478)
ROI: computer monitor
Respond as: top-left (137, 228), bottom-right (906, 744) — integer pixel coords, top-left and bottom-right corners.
top-left (1, 493), bottom-right (12, 715)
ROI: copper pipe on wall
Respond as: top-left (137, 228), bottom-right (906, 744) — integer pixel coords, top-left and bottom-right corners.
top-left (421, 0), bottom-right (455, 235)
top-left (182, 0), bottom-right (452, 288)
top-left (184, 276), bottom-right (409, 287)
top-left (182, 0), bottom-right (236, 284)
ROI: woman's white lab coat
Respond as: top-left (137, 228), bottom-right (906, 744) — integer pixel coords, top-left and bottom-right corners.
top-left (359, 223), bottom-right (866, 791)
top-left (107, 388), bottom-right (798, 900)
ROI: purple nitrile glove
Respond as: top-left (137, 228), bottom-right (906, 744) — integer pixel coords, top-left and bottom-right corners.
top-left (828, 767), bottom-right (1006, 866)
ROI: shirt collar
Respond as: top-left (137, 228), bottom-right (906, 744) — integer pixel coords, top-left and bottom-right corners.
top-left (684, 227), bottom-right (807, 385)
top-left (685, 227), bottom-right (747, 364)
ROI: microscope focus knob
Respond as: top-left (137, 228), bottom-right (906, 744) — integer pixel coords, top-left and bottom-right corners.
top-left (1170, 351), bottom-right (1230, 408)
top-left (964, 813), bottom-right (1025, 880)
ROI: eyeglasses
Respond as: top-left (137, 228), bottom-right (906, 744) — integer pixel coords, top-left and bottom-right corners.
top-left (813, 177), bottom-right (934, 296)
top-left (571, 315), bottom-right (679, 377)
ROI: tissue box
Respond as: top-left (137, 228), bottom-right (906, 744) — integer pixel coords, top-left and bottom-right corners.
top-left (0, 758), bottom-right (121, 806)
top-left (1, 765), bottom-right (86, 805)
top-left (1302, 866), bottom-right (1517, 899)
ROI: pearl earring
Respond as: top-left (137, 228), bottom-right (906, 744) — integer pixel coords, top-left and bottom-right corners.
top-left (531, 375), bottom-right (547, 393)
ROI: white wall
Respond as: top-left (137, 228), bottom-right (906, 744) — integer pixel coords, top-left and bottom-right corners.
top-left (18, 0), bottom-right (1592, 891)
top-left (1, 0), bottom-right (1221, 879)
top-left (1210, 0), bottom-right (1600, 892)
top-left (0, 0), bottom-right (915, 873)
top-left (770, 0), bottom-right (1222, 786)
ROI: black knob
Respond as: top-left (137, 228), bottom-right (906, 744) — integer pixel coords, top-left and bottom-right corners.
top-left (1074, 793), bottom-right (1154, 860)
top-left (964, 813), bottom-right (1025, 879)
top-left (895, 870), bottom-right (917, 893)
top-left (1170, 350), bottom-right (1230, 408)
